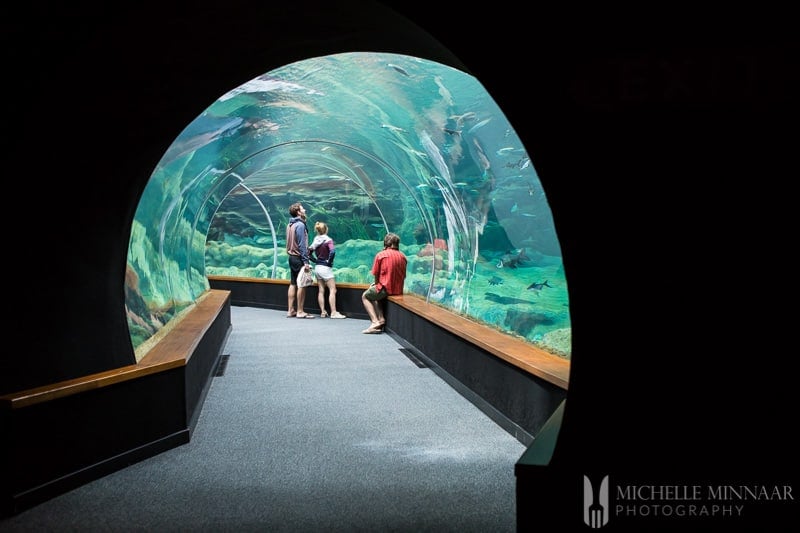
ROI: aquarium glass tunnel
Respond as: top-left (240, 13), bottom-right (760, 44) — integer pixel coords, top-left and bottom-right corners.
top-left (126, 52), bottom-right (570, 360)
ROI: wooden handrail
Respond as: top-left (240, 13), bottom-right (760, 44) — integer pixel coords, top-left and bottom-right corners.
top-left (388, 294), bottom-right (570, 390)
top-left (1, 290), bottom-right (230, 410)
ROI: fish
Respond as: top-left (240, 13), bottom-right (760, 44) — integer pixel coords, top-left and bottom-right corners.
top-left (381, 123), bottom-right (407, 133)
top-left (527, 280), bottom-right (553, 291)
top-left (484, 292), bottom-right (532, 305)
top-left (505, 157), bottom-right (531, 170)
top-left (488, 276), bottom-right (503, 286)
top-left (264, 100), bottom-right (316, 113)
top-left (430, 286), bottom-right (446, 300)
top-left (496, 249), bottom-right (530, 269)
top-left (467, 117), bottom-right (491, 133)
top-left (387, 63), bottom-right (410, 76)
top-left (449, 112), bottom-right (476, 127)
top-left (160, 116), bottom-right (246, 164)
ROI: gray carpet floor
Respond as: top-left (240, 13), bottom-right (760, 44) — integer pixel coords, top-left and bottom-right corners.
top-left (1, 306), bottom-right (526, 532)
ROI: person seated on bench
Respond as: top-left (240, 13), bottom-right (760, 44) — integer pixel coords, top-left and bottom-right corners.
top-left (361, 232), bottom-right (407, 334)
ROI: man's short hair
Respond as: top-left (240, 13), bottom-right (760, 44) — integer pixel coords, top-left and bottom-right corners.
top-left (383, 233), bottom-right (400, 249)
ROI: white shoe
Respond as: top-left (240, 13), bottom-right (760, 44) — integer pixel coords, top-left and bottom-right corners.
top-left (330, 312), bottom-right (347, 319)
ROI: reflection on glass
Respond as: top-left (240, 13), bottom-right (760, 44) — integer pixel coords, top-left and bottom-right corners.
top-left (126, 52), bottom-right (571, 360)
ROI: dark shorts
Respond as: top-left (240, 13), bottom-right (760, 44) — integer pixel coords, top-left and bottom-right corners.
top-left (364, 284), bottom-right (388, 302)
top-left (288, 255), bottom-right (304, 286)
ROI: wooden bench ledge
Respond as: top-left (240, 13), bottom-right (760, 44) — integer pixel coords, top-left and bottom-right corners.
top-left (208, 275), bottom-right (365, 290)
top-left (388, 294), bottom-right (570, 390)
top-left (1, 290), bottom-right (230, 409)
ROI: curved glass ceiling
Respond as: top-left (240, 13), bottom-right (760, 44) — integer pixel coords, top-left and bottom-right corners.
top-left (126, 52), bottom-right (571, 360)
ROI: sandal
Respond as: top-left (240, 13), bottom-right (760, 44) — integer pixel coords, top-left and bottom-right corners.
top-left (320, 311), bottom-right (328, 318)
top-left (296, 312), bottom-right (315, 319)
top-left (361, 326), bottom-right (382, 334)
top-left (286, 312), bottom-right (297, 318)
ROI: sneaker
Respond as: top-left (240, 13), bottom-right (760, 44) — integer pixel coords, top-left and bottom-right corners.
top-left (330, 312), bottom-right (347, 319)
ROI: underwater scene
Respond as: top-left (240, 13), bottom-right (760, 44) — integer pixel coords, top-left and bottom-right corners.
top-left (127, 52), bottom-right (570, 360)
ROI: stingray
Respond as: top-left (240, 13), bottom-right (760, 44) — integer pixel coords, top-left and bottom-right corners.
top-left (484, 292), bottom-right (533, 306)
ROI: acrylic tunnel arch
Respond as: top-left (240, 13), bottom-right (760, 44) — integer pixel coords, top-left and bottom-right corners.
top-left (125, 51), bottom-right (571, 361)
top-left (205, 140), bottom-right (435, 279)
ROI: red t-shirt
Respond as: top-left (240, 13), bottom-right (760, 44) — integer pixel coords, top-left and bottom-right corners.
top-left (371, 248), bottom-right (407, 295)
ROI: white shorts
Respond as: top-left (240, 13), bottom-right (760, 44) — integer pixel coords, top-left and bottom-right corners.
top-left (314, 265), bottom-right (334, 281)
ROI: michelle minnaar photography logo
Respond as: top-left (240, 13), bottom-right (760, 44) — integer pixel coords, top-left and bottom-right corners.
top-left (582, 475), bottom-right (793, 528)
top-left (584, 475), bottom-right (610, 528)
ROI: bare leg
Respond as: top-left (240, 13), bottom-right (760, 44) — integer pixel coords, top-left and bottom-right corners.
top-left (317, 280), bottom-right (327, 315)
top-left (362, 291), bottom-right (378, 323)
top-left (374, 300), bottom-right (385, 326)
top-left (361, 291), bottom-right (384, 328)
top-left (327, 279), bottom-right (337, 314)
top-left (287, 284), bottom-right (297, 316)
top-left (297, 286), bottom-right (307, 315)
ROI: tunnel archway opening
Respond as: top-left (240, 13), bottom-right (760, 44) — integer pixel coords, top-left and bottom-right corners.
top-left (126, 52), bottom-right (571, 359)
top-left (203, 139), bottom-right (438, 288)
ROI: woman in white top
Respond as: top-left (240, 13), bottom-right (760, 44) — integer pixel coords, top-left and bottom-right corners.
top-left (308, 221), bottom-right (346, 318)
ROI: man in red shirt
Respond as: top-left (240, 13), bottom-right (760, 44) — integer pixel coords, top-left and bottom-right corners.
top-left (361, 232), bottom-right (407, 334)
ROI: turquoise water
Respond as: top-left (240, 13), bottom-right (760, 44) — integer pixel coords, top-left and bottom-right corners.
top-left (127, 52), bottom-right (570, 358)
